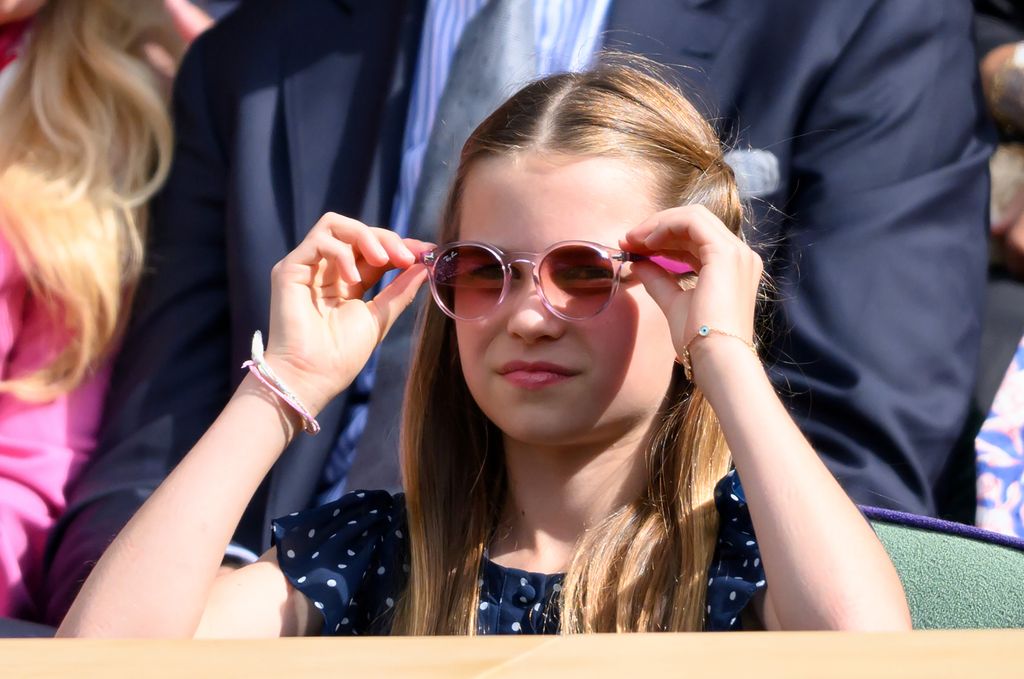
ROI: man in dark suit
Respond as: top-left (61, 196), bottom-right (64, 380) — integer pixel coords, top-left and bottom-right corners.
top-left (41, 0), bottom-right (989, 625)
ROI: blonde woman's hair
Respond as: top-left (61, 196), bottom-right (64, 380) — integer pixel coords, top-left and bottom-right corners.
top-left (392, 57), bottom-right (746, 635)
top-left (0, 0), bottom-right (182, 401)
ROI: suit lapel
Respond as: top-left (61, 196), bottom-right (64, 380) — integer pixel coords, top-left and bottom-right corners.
top-left (281, 0), bottom-right (410, 246)
top-left (264, 0), bottom-right (418, 537)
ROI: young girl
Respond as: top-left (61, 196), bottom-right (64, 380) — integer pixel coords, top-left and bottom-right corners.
top-left (58, 62), bottom-right (911, 637)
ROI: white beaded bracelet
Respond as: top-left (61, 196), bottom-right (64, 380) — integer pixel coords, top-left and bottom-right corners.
top-left (241, 331), bottom-right (321, 435)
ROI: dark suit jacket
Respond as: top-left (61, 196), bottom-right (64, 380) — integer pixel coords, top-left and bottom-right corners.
top-left (41, 0), bottom-right (990, 625)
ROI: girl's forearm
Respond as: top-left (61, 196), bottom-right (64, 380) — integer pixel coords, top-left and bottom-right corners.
top-left (693, 340), bottom-right (911, 631)
top-left (57, 374), bottom-right (300, 637)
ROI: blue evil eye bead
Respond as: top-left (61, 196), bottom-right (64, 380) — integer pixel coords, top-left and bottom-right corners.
top-left (698, 325), bottom-right (711, 336)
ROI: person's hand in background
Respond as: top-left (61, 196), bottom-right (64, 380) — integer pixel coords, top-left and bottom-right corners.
top-left (164, 0), bottom-right (213, 44)
top-left (992, 186), bottom-right (1024, 279)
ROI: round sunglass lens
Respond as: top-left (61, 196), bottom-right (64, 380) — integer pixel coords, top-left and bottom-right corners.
top-left (432, 245), bottom-right (505, 320)
top-left (538, 245), bottom-right (616, 319)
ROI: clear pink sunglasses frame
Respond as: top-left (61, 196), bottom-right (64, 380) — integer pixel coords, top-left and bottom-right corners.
top-left (418, 239), bottom-right (690, 322)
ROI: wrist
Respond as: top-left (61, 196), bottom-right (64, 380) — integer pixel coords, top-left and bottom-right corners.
top-left (259, 352), bottom-right (334, 417)
top-left (240, 331), bottom-right (330, 435)
top-left (684, 332), bottom-right (762, 394)
top-left (678, 324), bottom-right (757, 381)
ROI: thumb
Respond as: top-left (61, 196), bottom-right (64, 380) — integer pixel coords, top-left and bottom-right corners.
top-left (365, 265), bottom-right (429, 342)
top-left (165, 0), bottom-right (214, 43)
top-left (634, 261), bottom-right (687, 316)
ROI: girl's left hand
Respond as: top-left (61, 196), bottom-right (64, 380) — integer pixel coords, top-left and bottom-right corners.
top-left (621, 205), bottom-right (762, 375)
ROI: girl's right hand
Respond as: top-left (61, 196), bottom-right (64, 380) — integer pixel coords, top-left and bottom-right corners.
top-left (261, 213), bottom-right (432, 415)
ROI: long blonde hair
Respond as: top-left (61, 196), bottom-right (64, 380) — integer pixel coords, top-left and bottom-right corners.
top-left (0, 0), bottom-right (181, 401)
top-left (393, 59), bottom-right (746, 635)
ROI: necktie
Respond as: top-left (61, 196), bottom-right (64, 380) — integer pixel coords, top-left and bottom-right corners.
top-left (346, 0), bottom-right (537, 490)
top-left (976, 335), bottom-right (1024, 536)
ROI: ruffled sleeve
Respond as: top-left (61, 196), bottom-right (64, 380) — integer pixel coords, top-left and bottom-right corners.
top-left (705, 469), bottom-right (767, 631)
top-left (272, 489), bottom-right (409, 636)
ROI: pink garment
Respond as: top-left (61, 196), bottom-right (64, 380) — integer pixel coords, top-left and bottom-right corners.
top-left (0, 234), bottom-right (111, 620)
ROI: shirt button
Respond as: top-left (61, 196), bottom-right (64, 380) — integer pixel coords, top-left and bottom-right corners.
top-left (515, 583), bottom-right (537, 605)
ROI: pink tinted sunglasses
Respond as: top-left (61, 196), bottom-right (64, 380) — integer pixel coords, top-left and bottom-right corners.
top-left (419, 240), bottom-right (693, 322)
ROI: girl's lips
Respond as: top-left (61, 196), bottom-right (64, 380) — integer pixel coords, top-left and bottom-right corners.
top-left (497, 361), bottom-right (579, 390)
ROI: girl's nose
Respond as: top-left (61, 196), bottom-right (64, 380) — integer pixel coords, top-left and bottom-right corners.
top-left (503, 273), bottom-right (565, 342)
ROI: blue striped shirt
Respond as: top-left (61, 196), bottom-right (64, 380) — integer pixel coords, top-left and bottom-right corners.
top-left (318, 0), bottom-right (614, 505)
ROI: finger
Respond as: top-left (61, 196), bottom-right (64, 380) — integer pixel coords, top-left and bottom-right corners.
top-left (164, 0), bottom-right (214, 43)
top-left (371, 228), bottom-right (417, 267)
top-left (313, 234), bottom-right (362, 285)
top-left (402, 238), bottom-right (437, 259)
top-left (350, 227), bottom-right (391, 268)
top-left (365, 265), bottom-right (430, 341)
top-left (644, 208), bottom-right (731, 252)
top-left (633, 261), bottom-right (689, 316)
top-left (623, 206), bottom-right (733, 261)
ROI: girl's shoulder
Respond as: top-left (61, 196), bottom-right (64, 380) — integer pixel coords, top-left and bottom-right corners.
top-left (272, 489), bottom-right (409, 636)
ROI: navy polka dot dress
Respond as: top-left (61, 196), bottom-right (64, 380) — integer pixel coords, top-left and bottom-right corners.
top-left (273, 469), bottom-right (766, 635)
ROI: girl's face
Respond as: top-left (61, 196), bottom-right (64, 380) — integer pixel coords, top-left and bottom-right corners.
top-left (455, 152), bottom-right (681, 450)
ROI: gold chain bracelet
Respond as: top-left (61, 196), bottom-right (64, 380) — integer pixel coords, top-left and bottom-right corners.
top-left (677, 324), bottom-right (757, 381)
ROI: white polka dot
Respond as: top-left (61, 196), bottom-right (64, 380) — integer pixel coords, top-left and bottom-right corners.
top-left (395, 530), bottom-right (403, 538)
top-left (297, 576), bottom-right (307, 584)
top-left (370, 509), bottom-right (378, 514)
top-left (708, 578), bottom-right (713, 586)
top-left (753, 558), bottom-right (760, 567)
top-left (314, 601), bottom-right (324, 610)
top-left (707, 605), bottom-right (711, 614)
top-left (348, 520), bottom-right (357, 525)
top-left (743, 560), bottom-right (748, 567)
top-left (289, 512), bottom-right (299, 517)
top-left (356, 493), bottom-right (365, 498)
top-left (511, 622), bottom-right (521, 632)
top-left (341, 617), bottom-right (349, 625)
top-left (335, 623), bottom-right (340, 632)
top-left (347, 549), bottom-right (356, 556)
top-left (755, 580), bottom-right (766, 587)
top-left (361, 530), bottom-right (368, 537)
top-left (327, 579), bottom-right (337, 587)
top-left (729, 591), bottom-right (736, 601)
top-left (730, 617), bottom-right (736, 626)
top-left (333, 508), bottom-right (341, 517)
top-left (478, 579), bottom-right (484, 588)
top-left (377, 566), bottom-right (386, 575)
top-left (552, 583), bottom-right (561, 593)
top-left (519, 596), bottom-right (528, 603)
top-left (286, 549), bottom-right (296, 559)
top-left (520, 578), bottom-right (528, 586)
top-left (403, 564), bottom-right (410, 573)
top-left (745, 540), bottom-right (755, 546)
top-left (534, 603), bottom-right (541, 611)
top-left (480, 602), bottom-right (489, 610)
top-left (308, 529), bottom-right (316, 538)
top-left (730, 494), bottom-right (740, 502)
top-left (385, 598), bottom-right (394, 608)
top-left (311, 551), bottom-right (319, 559)
top-left (338, 563), bottom-right (347, 569)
